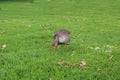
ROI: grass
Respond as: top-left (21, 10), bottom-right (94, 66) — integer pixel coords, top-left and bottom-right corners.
top-left (0, 0), bottom-right (120, 80)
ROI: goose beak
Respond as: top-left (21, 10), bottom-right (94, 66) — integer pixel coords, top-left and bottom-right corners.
top-left (52, 46), bottom-right (57, 50)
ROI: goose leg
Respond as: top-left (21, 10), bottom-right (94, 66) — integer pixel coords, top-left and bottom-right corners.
top-left (66, 43), bottom-right (69, 48)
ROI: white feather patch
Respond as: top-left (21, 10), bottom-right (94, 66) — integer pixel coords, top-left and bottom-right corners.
top-left (59, 37), bottom-right (66, 43)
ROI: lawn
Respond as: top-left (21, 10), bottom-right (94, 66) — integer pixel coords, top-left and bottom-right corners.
top-left (0, 0), bottom-right (120, 80)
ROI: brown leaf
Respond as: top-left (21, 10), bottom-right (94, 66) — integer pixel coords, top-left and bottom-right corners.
top-left (67, 63), bottom-right (75, 67)
top-left (0, 44), bottom-right (6, 49)
top-left (79, 60), bottom-right (87, 68)
top-left (57, 62), bottom-right (75, 67)
top-left (57, 61), bottom-right (88, 68)
top-left (57, 62), bottom-right (68, 66)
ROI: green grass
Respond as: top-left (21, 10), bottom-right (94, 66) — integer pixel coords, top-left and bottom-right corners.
top-left (0, 0), bottom-right (120, 80)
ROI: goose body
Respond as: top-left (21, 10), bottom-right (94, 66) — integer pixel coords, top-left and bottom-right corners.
top-left (52, 29), bottom-right (70, 49)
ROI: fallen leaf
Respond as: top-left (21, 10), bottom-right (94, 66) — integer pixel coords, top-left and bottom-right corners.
top-left (67, 63), bottom-right (75, 67)
top-left (97, 68), bottom-right (101, 72)
top-left (57, 61), bottom-right (88, 68)
top-left (57, 62), bottom-right (67, 66)
top-left (79, 60), bottom-right (87, 68)
top-left (57, 62), bottom-right (75, 67)
top-left (109, 55), bottom-right (113, 60)
top-left (49, 78), bottom-right (53, 80)
top-left (0, 44), bottom-right (6, 49)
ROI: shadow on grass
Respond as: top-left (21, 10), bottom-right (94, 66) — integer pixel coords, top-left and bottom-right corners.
top-left (0, 0), bottom-right (34, 3)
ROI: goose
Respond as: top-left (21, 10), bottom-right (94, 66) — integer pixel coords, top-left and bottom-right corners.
top-left (52, 29), bottom-right (70, 50)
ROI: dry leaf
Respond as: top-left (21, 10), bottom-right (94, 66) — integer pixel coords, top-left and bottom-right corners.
top-left (57, 61), bottom-right (88, 68)
top-left (67, 63), bottom-right (75, 67)
top-left (97, 68), bottom-right (101, 72)
top-left (49, 78), bottom-right (53, 80)
top-left (109, 55), bottom-right (113, 60)
top-left (57, 62), bottom-right (75, 67)
top-left (57, 62), bottom-right (67, 66)
top-left (0, 44), bottom-right (6, 49)
top-left (79, 60), bottom-right (87, 68)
